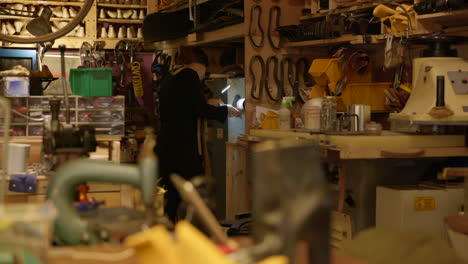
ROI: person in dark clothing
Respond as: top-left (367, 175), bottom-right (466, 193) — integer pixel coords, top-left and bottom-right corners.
top-left (156, 47), bottom-right (240, 222)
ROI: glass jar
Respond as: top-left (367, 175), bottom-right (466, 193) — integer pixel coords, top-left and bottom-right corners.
top-left (320, 96), bottom-right (337, 133)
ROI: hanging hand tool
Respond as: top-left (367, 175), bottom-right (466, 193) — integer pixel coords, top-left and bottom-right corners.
top-left (59, 45), bottom-right (71, 124)
top-left (267, 6), bottom-right (281, 49)
top-left (249, 5), bottom-right (265, 48)
top-left (92, 41), bottom-right (106, 68)
top-left (249, 55), bottom-right (265, 100)
top-left (114, 40), bottom-right (128, 95)
top-left (79, 42), bottom-right (93, 68)
top-left (280, 57), bottom-right (295, 98)
top-left (295, 57), bottom-right (313, 103)
top-left (265, 56), bottom-right (282, 102)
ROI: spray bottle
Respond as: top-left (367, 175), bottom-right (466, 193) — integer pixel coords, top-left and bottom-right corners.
top-left (279, 96), bottom-right (294, 130)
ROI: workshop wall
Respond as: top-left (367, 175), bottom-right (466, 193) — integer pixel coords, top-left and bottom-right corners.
top-left (245, 0), bottom-right (308, 131)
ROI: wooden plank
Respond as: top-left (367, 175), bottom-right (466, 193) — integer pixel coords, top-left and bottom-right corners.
top-left (286, 35), bottom-right (366, 48)
top-left (0, 16), bottom-right (73, 22)
top-left (249, 129), bottom-right (468, 159)
top-left (98, 19), bottom-right (144, 24)
top-left (0, 0), bottom-right (84, 6)
top-left (150, 23), bottom-right (245, 49)
top-left (85, 0), bottom-right (98, 39)
top-left (225, 142), bottom-right (251, 220)
top-left (338, 147), bottom-right (468, 160)
top-left (97, 3), bottom-right (147, 9)
top-left (301, 2), bottom-right (378, 20)
top-left (418, 9), bottom-right (468, 27)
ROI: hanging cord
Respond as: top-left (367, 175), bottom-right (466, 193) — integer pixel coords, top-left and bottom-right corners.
top-left (249, 55), bottom-right (265, 100)
top-left (249, 5), bottom-right (265, 48)
top-left (267, 6), bottom-right (281, 49)
top-left (280, 57), bottom-right (295, 97)
top-left (265, 56), bottom-right (282, 102)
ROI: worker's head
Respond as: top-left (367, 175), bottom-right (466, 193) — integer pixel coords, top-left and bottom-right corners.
top-left (178, 47), bottom-right (209, 80)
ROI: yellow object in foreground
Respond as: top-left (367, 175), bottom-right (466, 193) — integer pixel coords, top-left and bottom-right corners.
top-left (126, 221), bottom-right (289, 264)
top-left (259, 111), bottom-right (279, 129)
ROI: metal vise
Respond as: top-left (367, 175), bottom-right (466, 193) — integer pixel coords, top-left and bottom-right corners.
top-left (47, 133), bottom-right (157, 245)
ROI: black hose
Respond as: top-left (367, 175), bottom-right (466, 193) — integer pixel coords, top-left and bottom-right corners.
top-left (249, 5), bottom-right (265, 48)
top-left (250, 55), bottom-right (265, 100)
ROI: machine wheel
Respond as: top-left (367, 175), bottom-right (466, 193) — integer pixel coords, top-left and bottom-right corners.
top-left (0, 0), bottom-right (93, 44)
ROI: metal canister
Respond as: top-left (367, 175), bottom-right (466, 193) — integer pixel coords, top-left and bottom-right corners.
top-left (348, 104), bottom-right (371, 132)
top-left (320, 96), bottom-right (337, 132)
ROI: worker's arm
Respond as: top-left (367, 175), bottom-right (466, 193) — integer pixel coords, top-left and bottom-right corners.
top-left (185, 71), bottom-right (228, 123)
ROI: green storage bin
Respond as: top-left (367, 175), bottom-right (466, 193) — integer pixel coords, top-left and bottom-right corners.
top-left (70, 68), bottom-right (113, 97)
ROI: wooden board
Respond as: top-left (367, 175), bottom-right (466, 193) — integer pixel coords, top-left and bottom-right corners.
top-left (286, 35), bottom-right (367, 47)
top-left (249, 129), bottom-right (468, 160)
top-left (0, 0), bottom-right (84, 6)
top-left (244, 0), bottom-right (310, 133)
top-left (225, 142), bottom-right (251, 220)
top-left (418, 9), bottom-right (468, 28)
top-left (148, 23), bottom-right (245, 50)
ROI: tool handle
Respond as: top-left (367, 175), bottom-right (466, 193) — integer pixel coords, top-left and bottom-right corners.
top-left (59, 45), bottom-right (71, 124)
top-left (170, 174), bottom-right (234, 247)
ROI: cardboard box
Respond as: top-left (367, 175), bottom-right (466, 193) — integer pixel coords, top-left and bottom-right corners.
top-left (2, 77), bottom-right (29, 97)
top-left (376, 184), bottom-right (464, 240)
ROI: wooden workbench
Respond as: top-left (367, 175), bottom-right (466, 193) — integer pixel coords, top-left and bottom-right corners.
top-left (5, 175), bottom-right (126, 207)
top-left (248, 129), bottom-right (468, 159)
top-left (226, 129), bottom-right (468, 235)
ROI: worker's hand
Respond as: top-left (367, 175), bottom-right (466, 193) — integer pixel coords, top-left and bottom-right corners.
top-left (208, 98), bottom-right (223, 106)
top-left (226, 105), bottom-right (242, 117)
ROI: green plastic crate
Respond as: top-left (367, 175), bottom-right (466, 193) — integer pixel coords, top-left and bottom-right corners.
top-left (70, 68), bottom-right (113, 97)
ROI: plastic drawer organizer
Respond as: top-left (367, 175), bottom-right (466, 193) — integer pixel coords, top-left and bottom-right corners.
top-left (3, 96), bottom-right (125, 137)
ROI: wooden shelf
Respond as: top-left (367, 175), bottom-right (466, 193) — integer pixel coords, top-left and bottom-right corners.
top-left (286, 34), bottom-right (375, 47)
top-left (301, 3), bottom-right (379, 20)
top-left (417, 9), bottom-right (468, 27)
top-left (97, 3), bottom-right (147, 9)
top-left (0, 15), bottom-right (73, 22)
top-left (1, 37), bottom-right (138, 49)
top-left (0, 0), bottom-right (84, 6)
top-left (249, 130), bottom-right (468, 160)
top-left (300, 0), bottom-right (407, 21)
top-left (5, 135), bottom-right (122, 142)
top-left (150, 22), bottom-right (244, 49)
top-left (159, 0), bottom-right (210, 12)
top-left (285, 30), bottom-right (434, 48)
top-left (98, 18), bottom-right (144, 24)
